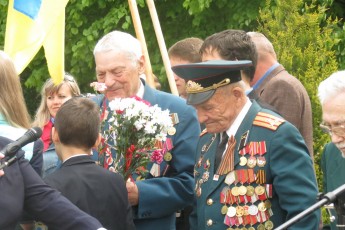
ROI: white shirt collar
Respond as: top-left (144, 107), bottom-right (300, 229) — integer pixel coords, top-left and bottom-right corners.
top-left (226, 98), bottom-right (252, 137)
top-left (136, 80), bottom-right (145, 98)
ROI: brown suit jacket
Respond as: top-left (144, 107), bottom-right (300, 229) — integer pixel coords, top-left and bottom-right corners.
top-left (253, 64), bottom-right (314, 157)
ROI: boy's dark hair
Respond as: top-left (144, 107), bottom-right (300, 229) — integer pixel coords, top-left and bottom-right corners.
top-left (200, 29), bottom-right (257, 81)
top-left (54, 97), bottom-right (100, 149)
top-left (168, 37), bottom-right (203, 63)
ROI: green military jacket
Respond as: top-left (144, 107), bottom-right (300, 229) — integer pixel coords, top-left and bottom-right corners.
top-left (190, 101), bottom-right (320, 230)
top-left (321, 142), bottom-right (345, 230)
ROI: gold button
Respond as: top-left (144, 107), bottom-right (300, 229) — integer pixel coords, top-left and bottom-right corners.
top-left (206, 198), bottom-right (213, 205)
top-left (206, 219), bottom-right (213, 226)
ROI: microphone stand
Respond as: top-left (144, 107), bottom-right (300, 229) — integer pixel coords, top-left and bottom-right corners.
top-left (0, 156), bottom-right (17, 170)
top-left (275, 184), bottom-right (345, 230)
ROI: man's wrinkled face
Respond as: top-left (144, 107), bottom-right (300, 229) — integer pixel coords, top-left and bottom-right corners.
top-left (95, 50), bottom-right (143, 100)
top-left (322, 92), bottom-right (345, 157)
top-left (193, 86), bottom-right (241, 133)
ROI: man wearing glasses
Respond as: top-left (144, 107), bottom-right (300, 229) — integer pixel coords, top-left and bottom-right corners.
top-left (318, 71), bottom-right (345, 230)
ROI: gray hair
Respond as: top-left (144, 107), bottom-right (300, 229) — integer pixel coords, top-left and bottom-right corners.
top-left (318, 70), bottom-right (345, 104)
top-left (93, 31), bottom-right (142, 64)
top-left (247, 32), bottom-right (277, 60)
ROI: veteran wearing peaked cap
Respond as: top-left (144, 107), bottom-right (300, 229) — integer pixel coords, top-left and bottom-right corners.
top-left (172, 60), bottom-right (252, 105)
top-left (172, 60), bottom-right (320, 229)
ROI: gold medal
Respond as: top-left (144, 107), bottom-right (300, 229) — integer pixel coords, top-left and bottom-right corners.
top-left (246, 185), bottom-right (255, 196)
top-left (168, 127), bottom-right (176, 135)
top-left (164, 152), bottom-right (172, 161)
top-left (264, 200), bottom-right (272, 209)
top-left (241, 228), bottom-right (247, 230)
top-left (239, 156), bottom-right (247, 166)
top-left (264, 220), bottom-right (274, 230)
top-left (257, 156), bottom-right (266, 167)
top-left (258, 201), bottom-right (267, 211)
top-left (243, 205), bottom-right (249, 216)
top-left (257, 224), bottom-right (265, 230)
top-left (255, 185), bottom-right (265, 196)
top-left (247, 156), bottom-right (256, 168)
top-left (221, 205), bottom-right (228, 215)
top-left (238, 185), bottom-right (247, 196)
top-left (248, 227), bottom-right (255, 230)
top-left (231, 186), bottom-right (240, 196)
top-left (236, 206), bottom-right (244, 217)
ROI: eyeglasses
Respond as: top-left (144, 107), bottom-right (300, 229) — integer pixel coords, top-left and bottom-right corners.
top-left (320, 123), bottom-right (345, 137)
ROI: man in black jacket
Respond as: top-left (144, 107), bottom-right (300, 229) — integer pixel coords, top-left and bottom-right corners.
top-left (44, 97), bottom-right (135, 230)
top-left (0, 137), bottom-right (104, 230)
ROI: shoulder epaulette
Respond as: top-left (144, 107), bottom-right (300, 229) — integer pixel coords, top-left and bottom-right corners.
top-left (200, 128), bottom-right (208, 137)
top-left (253, 112), bottom-right (285, 131)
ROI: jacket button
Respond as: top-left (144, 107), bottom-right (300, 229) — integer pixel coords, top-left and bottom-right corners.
top-left (206, 198), bottom-right (213, 206)
top-left (207, 219), bottom-right (213, 226)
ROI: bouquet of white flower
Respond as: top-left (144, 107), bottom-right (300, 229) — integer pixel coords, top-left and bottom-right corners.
top-left (98, 96), bottom-right (173, 180)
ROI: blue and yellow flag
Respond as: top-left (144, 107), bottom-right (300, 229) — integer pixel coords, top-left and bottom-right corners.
top-left (4, 0), bottom-right (69, 84)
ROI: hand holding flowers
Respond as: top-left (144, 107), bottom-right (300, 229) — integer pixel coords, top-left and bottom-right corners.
top-left (91, 82), bottom-right (174, 181)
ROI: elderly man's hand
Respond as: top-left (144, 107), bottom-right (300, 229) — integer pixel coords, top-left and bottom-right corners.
top-left (126, 179), bottom-right (139, 206)
top-left (0, 153), bottom-right (4, 177)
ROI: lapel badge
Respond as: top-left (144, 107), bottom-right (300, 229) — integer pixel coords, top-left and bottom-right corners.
top-left (238, 130), bottom-right (250, 151)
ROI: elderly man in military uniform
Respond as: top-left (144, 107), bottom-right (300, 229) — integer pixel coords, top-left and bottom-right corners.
top-left (172, 60), bottom-right (320, 230)
top-left (318, 71), bottom-right (345, 229)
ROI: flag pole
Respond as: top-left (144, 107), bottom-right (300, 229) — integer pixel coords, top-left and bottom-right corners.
top-left (128, 0), bottom-right (155, 88)
top-left (146, 0), bottom-right (178, 96)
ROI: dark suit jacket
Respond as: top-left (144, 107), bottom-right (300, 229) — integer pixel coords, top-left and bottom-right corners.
top-left (44, 155), bottom-right (135, 230)
top-left (321, 142), bottom-right (345, 230)
top-left (0, 137), bottom-right (103, 230)
top-left (253, 64), bottom-right (314, 156)
top-left (92, 80), bottom-right (200, 230)
top-left (190, 101), bottom-right (320, 230)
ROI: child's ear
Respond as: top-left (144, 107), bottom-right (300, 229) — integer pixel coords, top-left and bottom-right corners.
top-left (51, 127), bottom-right (60, 144)
top-left (93, 133), bottom-right (102, 149)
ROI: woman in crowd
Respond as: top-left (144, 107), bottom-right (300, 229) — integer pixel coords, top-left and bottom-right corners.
top-left (0, 51), bottom-right (42, 175)
top-left (33, 74), bottom-right (80, 177)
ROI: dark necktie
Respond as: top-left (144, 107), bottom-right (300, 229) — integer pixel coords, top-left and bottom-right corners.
top-left (215, 132), bottom-right (229, 173)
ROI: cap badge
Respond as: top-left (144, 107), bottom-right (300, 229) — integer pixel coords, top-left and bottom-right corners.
top-left (186, 78), bottom-right (231, 94)
top-left (186, 80), bottom-right (203, 93)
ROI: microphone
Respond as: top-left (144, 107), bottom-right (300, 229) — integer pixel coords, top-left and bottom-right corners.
top-left (0, 127), bottom-right (42, 158)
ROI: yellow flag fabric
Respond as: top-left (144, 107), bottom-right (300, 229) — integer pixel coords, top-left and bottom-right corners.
top-left (4, 0), bottom-right (69, 84)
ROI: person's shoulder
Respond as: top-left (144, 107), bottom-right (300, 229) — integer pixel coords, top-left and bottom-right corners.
top-left (323, 142), bottom-right (339, 155)
top-left (272, 69), bottom-right (308, 93)
top-left (151, 89), bottom-right (194, 112)
top-left (97, 167), bottom-right (126, 185)
top-left (252, 109), bottom-right (286, 131)
top-left (88, 94), bottom-right (105, 106)
top-left (0, 136), bottom-right (26, 159)
top-left (0, 135), bottom-right (14, 147)
top-left (154, 89), bottom-right (186, 104)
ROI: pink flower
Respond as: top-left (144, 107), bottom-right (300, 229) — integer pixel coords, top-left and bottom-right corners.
top-left (150, 149), bottom-right (164, 164)
top-left (90, 82), bottom-right (107, 92)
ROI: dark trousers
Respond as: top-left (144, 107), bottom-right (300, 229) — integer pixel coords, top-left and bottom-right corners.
top-left (176, 206), bottom-right (192, 230)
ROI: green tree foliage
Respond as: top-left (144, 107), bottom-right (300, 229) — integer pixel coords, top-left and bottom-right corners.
top-left (258, 0), bottom-right (338, 183)
top-left (257, 0), bottom-right (339, 223)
